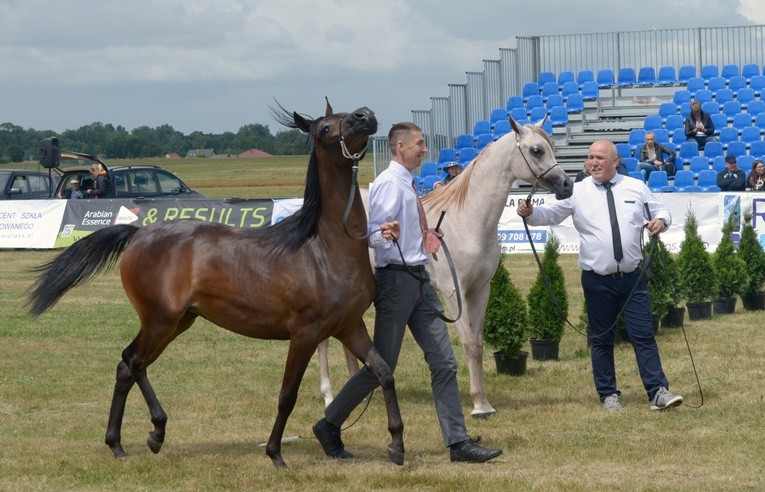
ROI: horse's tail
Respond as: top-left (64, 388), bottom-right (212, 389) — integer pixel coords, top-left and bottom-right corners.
top-left (27, 224), bottom-right (140, 317)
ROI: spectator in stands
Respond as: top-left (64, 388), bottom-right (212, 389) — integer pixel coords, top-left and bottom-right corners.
top-left (636, 131), bottom-right (676, 178)
top-left (66, 178), bottom-right (83, 199)
top-left (684, 100), bottom-right (715, 150)
top-left (516, 139), bottom-right (682, 414)
top-left (86, 163), bottom-right (115, 198)
top-left (717, 155), bottom-right (747, 191)
top-left (746, 159), bottom-right (765, 191)
top-left (575, 160), bottom-right (592, 182)
top-left (434, 162), bottom-right (461, 188)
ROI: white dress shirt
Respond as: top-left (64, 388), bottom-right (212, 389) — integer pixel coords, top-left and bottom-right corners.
top-left (526, 174), bottom-right (671, 275)
top-left (367, 160), bottom-right (428, 268)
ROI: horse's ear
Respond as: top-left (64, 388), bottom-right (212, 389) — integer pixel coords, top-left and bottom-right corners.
top-left (324, 97), bottom-right (334, 117)
top-left (534, 116), bottom-right (547, 128)
top-left (293, 112), bottom-right (311, 133)
top-left (509, 116), bottom-right (523, 134)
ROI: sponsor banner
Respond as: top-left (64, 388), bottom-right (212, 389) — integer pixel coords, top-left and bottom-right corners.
top-left (499, 192), bottom-right (765, 254)
top-left (0, 200), bottom-right (66, 249)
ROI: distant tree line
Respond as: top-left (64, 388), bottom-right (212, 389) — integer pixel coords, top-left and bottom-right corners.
top-left (0, 121), bottom-right (312, 163)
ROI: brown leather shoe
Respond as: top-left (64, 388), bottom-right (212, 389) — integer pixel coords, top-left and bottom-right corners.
top-left (312, 418), bottom-right (353, 459)
top-left (449, 439), bottom-right (502, 463)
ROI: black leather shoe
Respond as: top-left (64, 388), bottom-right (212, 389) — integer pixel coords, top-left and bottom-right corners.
top-left (312, 418), bottom-right (353, 459)
top-left (449, 439), bottom-right (502, 463)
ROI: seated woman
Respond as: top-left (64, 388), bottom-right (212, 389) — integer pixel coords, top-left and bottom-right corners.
top-left (746, 159), bottom-right (765, 191)
top-left (635, 131), bottom-right (676, 179)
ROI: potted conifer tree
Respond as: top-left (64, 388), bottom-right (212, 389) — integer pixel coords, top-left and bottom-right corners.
top-left (738, 207), bottom-right (765, 310)
top-left (484, 254), bottom-right (529, 375)
top-left (712, 214), bottom-right (749, 314)
top-left (677, 209), bottom-right (717, 320)
top-left (527, 231), bottom-right (567, 360)
top-left (644, 235), bottom-right (684, 328)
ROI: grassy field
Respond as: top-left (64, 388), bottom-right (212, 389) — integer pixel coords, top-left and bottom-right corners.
top-left (1, 155), bottom-right (765, 490)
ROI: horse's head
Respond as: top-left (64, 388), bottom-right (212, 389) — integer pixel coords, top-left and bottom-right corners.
top-left (508, 116), bottom-right (573, 200)
top-left (273, 99), bottom-right (377, 165)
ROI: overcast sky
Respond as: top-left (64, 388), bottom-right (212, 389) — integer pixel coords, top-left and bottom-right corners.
top-left (2, 0), bottom-right (764, 136)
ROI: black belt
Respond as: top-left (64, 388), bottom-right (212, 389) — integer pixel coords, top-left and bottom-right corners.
top-left (587, 269), bottom-right (637, 279)
top-left (380, 263), bottom-right (426, 273)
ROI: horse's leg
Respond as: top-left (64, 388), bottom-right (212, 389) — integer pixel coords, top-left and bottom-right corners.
top-left (105, 342), bottom-right (137, 458)
top-left (316, 339), bottom-right (334, 407)
top-left (265, 338), bottom-right (315, 469)
top-left (337, 320), bottom-right (404, 465)
top-left (449, 283), bottom-right (496, 419)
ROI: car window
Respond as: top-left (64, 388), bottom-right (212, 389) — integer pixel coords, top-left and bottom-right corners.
top-left (29, 174), bottom-right (49, 194)
top-left (156, 170), bottom-right (184, 194)
top-left (130, 170), bottom-right (158, 195)
top-left (12, 175), bottom-right (29, 194)
top-left (113, 173), bottom-right (127, 195)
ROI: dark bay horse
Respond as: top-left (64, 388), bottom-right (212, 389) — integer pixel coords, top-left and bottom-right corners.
top-left (28, 101), bottom-right (404, 469)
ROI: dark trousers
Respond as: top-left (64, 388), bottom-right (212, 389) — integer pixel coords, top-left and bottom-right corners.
top-left (582, 269), bottom-right (669, 401)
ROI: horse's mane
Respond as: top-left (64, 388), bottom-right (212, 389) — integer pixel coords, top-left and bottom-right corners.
top-left (422, 125), bottom-right (555, 212)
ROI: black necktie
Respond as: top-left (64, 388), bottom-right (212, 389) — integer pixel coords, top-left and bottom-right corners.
top-left (601, 181), bottom-right (623, 263)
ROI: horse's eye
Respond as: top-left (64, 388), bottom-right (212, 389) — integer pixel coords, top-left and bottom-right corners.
top-left (321, 125), bottom-right (331, 134)
top-left (530, 145), bottom-right (544, 157)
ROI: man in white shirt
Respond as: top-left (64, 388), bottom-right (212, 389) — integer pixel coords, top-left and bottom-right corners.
top-left (313, 122), bottom-right (502, 463)
top-left (517, 140), bottom-right (683, 413)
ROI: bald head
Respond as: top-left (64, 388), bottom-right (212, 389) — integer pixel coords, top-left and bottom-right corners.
top-left (586, 140), bottom-right (619, 182)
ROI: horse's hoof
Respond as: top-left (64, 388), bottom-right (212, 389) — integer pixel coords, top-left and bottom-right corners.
top-left (471, 410), bottom-right (496, 420)
top-left (387, 445), bottom-right (405, 466)
top-left (109, 445), bottom-right (126, 459)
top-left (147, 434), bottom-right (163, 454)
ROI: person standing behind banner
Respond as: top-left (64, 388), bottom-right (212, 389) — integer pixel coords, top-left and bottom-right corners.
top-left (312, 121), bottom-right (502, 464)
top-left (86, 163), bottom-right (115, 198)
top-left (516, 139), bottom-right (683, 413)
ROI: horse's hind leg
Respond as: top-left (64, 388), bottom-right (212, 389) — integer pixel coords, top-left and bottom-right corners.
top-left (105, 355), bottom-right (135, 458)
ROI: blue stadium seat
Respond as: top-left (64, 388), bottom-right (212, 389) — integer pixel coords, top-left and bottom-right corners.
top-left (546, 94), bottom-right (564, 113)
top-left (658, 102), bottom-right (677, 122)
top-left (697, 169), bottom-right (721, 191)
top-left (677, 140), bottom-right (699, 164)
top-left (541, 82), bottom-right (560, 102)
top-left (455, 133), bottom-right (473, 149)
top-left (549, 105), bottom-right (569, 127)
top-left (522, 82), bottom-right (540, 102)
top-left (711, 155), bottom-right (727, 173)
top-left (616, 142), bottom-right (632, 159)
top-left (475, 133), bottom-right (493, 151)
top-left (679, 102), bottom-right (692, 118)
top-left (560, 81), bottom-right (579, 101)
top-left (703, 141), bottom-right (724, 160)
top-left (677, 65), bottom-right (696, 85)
top-left (566, 93), bottom-right (584, 113)
top-left (629, 171), bottom-right (645, 182)
top-left (421, 174), bottom-right (441, 192)
top-left (750, 141), bottom-right (765, 159)
top-left (657, 66), bottom-right (677, 85)
top-left (437, 148), bottom-right (457, 165)
top-left (538, 71), bottom-right (556, 86)
top-left (751, 75), bottom-right (765, 97)
top-left (622, 157), bottom-right (638, 173)
top-left (526, 95), bottom-right (544, 115)
top-left (686, 77), bottom-right (705, 96)
top-left (506, 95), bottom-right (524, 111)
top-left (577, 69), bottom-right (595, 88)
top-left (707, 77), bottom-right (726, 93)
top-left (647, 171), bottom-right (676, 192)
top-left (653, 129), bottom-right (670, 144)
top-left (710, 113), bottom-right (728, 135)
top-left (702, 101), bottom-right (720, 116)
top-left (701, 65), bottom-right (719, 81)
top-left (729, 76), bottom-right (747, 93)
top-left (509, 107), bottom-right (527, 123)
top-left (492, 120), bottom-right (511, 139)
top-left (738, 155), bottom-right (755, 172)
top-left (541, 118), bottom-right (553, 136)
top-left (529, 106), bottom-right (547, 124)
top-left (733, 112), bottom-right (753, 131)
top-left (628, 129), bottom-right (646, 151)
top-left (689, 155), bottom-right (711, 177)
top-left (636, 66), bottom-right (656, 86)
top-left (673, 89), bottom-right (691, 109)
top-left (756, 113), bottom-right (765, 132)
top-left (742, 63), bottom-right (761, 81)
top-left (597, 69), bottom-right (614, 88)
top-left (457, 147), bottom-right (477, 164)
top-left (715, 88), bottom-right (734, 106)
top-left (617, 67), bottom-right (636, 86)
top-left (741, 127), bottom-right (761, 147)
top-left (727, 141), bottom-right (747, 158)
top-left (473, 120), bottom-right (491, 137)
top-left (718, 127), bottom-right (739, 148)
top-left (674, 170), bottom-right (702, 192)
top-left (721, 64), bottom-right (739, 80)
top-left (695, 89), bottom-right (713, 104)
top-left (723, 101), bottom-right (742, 122)
top-left (490, 108), bottom-right (509, 128)
top-left (420, 161), bottom-right (439, 176)
top-left (643, 115), bottom-right (662, 131)
top-left (736, 88), bottom-right (755, 110)
top-left (581, 81), bottom-right (599, 101)
top-left (671, 128), bottom-right (686, 144)
top-left (665, 114), bottom-right (684, 132)
top-left (557, 70), bottom-right (576, 87)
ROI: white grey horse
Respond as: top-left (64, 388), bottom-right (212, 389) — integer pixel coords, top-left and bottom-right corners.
top-left (317, 118), bottom-right (573, 417)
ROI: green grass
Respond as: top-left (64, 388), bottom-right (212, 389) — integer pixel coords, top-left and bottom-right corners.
top-left (2, 156), bottom-right (765, 489)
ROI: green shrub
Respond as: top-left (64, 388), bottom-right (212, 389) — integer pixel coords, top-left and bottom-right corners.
top-left (677, 209), bottom-right (717, 303)
top-left (737, 207), bottom-right (765, 296)
top-left (713, 214), bottom-right (749, 299)
top-left (644, 235), bottom-right (682, 319)
top-left (484, 255), bottom-right (528, 357)
top-left (527, 231), bottom-right (567, 341)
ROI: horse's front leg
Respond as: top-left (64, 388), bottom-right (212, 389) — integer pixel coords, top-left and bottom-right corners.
top-left (458, 283), bottom-right (496, 419)
top-left (340, 320), bottom-right (404, 465)
top-left (266, 339), bottom-right (314, 469)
